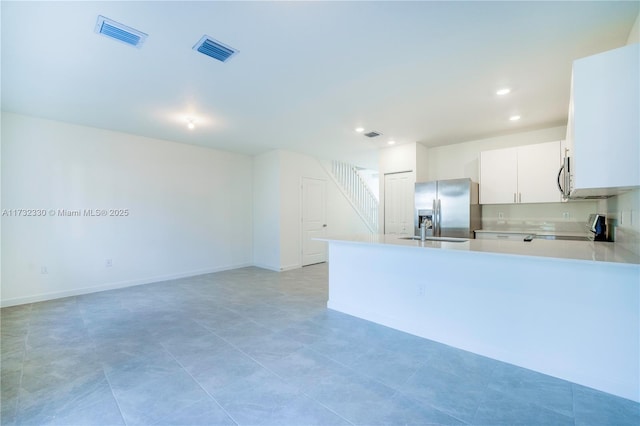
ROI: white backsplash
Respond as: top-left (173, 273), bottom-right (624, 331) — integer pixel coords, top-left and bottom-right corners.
top-left (603, 188), bottom-right (640, 256)
top-left (481, 201), bottom-right (599, 233)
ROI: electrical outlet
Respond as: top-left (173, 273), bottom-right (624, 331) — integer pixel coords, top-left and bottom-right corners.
top-left (562, 212), bottom-right (570, 220)
top-left (418, 284), bottom-right (426, 296)
top-left (40, 266), bottom-right (48, 274)
top-left (498, 212), bottom-right (504, 220)
top-left (106, 259), bottom-right (113, 268)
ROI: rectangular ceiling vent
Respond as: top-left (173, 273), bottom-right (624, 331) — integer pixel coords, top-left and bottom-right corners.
top-left (364, 131), bottom-right (382, 138)
top-left (95, 15), bottom-right (147, 48)
top-left (193, 35), bottom-right (238, 63)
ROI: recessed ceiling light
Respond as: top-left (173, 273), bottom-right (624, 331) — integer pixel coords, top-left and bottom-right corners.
top-left (509, 115), bottom-right (521, 121)
top-left (187, 118), bottom-right (195, 129)
top-left (355, 127), bottom-right (365, 133)
top-left (388, 140), bottom-right (396, 145)
top-left (496, 88), bottom-right (511, 96)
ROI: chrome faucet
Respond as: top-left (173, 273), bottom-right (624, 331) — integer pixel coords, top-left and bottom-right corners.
top-left (420, 217), bottom-right (428, 241)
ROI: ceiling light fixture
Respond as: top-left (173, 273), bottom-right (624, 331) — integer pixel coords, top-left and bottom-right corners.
top-left (355, 127), bottom-right (365, 133)
top-left (187, 119), bottom-right (195, 130)
top-left (388, 140), bottom-right (396, 145)
top-left (509, 115), bottom-right (521, 121)
top-left (496, 88), bottom-right (511, 96)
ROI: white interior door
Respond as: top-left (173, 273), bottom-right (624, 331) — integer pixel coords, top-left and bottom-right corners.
top-left (302, 177), bottom-right (327, 266)
top-left (384, 172), bottom-right (414, 235)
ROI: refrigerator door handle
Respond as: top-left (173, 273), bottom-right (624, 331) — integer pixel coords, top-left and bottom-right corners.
top-left (432, 199), bottom-right (437, 236)
top-left (436, 199), bottom-right (442, 237)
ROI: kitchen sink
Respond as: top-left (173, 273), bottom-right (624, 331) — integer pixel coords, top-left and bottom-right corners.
top-left (399, 236), bottom-right (469, 243)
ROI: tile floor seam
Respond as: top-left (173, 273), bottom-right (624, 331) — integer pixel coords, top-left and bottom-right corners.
top-left (304, 343), bottom-right (418, 396)
top-left (244, 350), bottom-right (357, 426)
top-left (390, 387), bottom-right (472, 426)
top-left (390, 389), bottom-right (473, 426)
top-left (157, 343), bottom-right (241, 426)
top-left (468, 375), bottom-right (493, 425)
top-left (12, 303), bottom-right (32, 423)
top-left (193, 318), bottom-right (357, 426)
top-left (97, 366), bottom-right (129, 426)
top-left (80, 300), bottom-right (129, 426)
top-left (569, 384), bottom-right (579, 426)
top-left (298, 344), bottom-right (445, 423)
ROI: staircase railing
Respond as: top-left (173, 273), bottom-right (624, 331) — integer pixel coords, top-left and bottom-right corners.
top-left (330, 160), bottom-right (379, 233)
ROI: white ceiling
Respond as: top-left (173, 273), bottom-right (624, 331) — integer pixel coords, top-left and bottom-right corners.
top-left (2, 1), bottom-right (638, 169)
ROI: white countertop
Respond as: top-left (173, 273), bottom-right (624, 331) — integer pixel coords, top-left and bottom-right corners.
top-left (319, 234), bottom-right (640, 265)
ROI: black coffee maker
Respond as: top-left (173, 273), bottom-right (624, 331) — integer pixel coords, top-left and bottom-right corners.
top-left (587, 214), bottom-right (607, 241)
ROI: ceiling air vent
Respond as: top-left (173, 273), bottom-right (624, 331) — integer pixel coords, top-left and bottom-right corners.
top-left (193, 35), bottom-right (238, 63)
top-left (94, 15), bottom-right (147, 48)
top-left (364, 131), bottom-right (382, 138)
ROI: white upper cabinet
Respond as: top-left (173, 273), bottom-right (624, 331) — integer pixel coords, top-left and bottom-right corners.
top-left (480, 141), bottom-right (562, 204)
top-left (479, 147), bottom-right (518, 204)
top-left (517, 141), bottom-right (563, 203)
top-left (567, 43), bottom-right (639, 197)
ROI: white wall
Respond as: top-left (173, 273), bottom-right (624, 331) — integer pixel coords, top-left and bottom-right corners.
top-left (605, 189), bottom-right (640, 255)
top-left (379, 142), bottom-right (419, 175)
top-left (251, 149), bottom-right (371, 271)
top-left (628, 11), bottom-right (639, 44)
top-left (252, 151), bottom-right (281, 270)
top-left (425, 126), bottom-right (566, 182)
top-left (279, 150), bottom-right (370, 270)
top-left (482, 202), bottom-right (598, 233)
top-left (1, 112), bottom-right (253, 307)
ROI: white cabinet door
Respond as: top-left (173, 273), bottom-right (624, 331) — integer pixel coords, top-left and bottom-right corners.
top-left (570, 43), bottom-right (639, 194)
top-left (480, 141), bottom-right (561, 204)
top-left (480, 147), bottom-right (518, 204)
top-left (384, 172), bottom-right (414, 235)
top-left (517, 141), bottom-right (562, 203)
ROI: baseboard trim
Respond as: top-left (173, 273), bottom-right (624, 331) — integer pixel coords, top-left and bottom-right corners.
top-left (252, 262), bottom-right (281, 272)
top-left (0, 263), bottom-right (253, 308)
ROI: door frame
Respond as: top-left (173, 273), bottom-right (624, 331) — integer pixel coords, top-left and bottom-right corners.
top-left (300, 176), bottom-right (328, 266)
top-left (383, 170), bottom-right (414, 235)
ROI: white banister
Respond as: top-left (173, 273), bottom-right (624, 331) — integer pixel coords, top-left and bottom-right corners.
top-left (328, 160), bottom-right (379, 234)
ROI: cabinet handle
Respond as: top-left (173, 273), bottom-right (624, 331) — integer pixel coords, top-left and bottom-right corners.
top-left (513, 193), bottom-right (516, 203)
top-left (519, 193), bottom-right (522, 203)
top-left (497, 235), bottom-right (509, 239)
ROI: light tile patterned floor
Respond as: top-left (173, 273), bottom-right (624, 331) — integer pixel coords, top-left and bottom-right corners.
top-left (1, 264), bottom-right (639, 425)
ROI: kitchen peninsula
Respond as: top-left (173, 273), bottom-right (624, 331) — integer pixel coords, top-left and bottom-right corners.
top-left (320, 235), bottom-right (640, 402)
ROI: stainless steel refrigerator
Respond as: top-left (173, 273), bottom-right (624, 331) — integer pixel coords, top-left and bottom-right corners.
top-left (414, 178), bottom-right (481, 239)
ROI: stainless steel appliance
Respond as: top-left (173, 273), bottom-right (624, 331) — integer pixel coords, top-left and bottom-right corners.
top-left (557, 150), bottom-right (611, 200)
top-left (525, 213), bottom-right (607, 242)
top-left (414, 178), bottom-right (481, 239)
top-left (587, 213), bottom-right (607, 241)
top-left (557, 150), bottom-right (571, 199)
